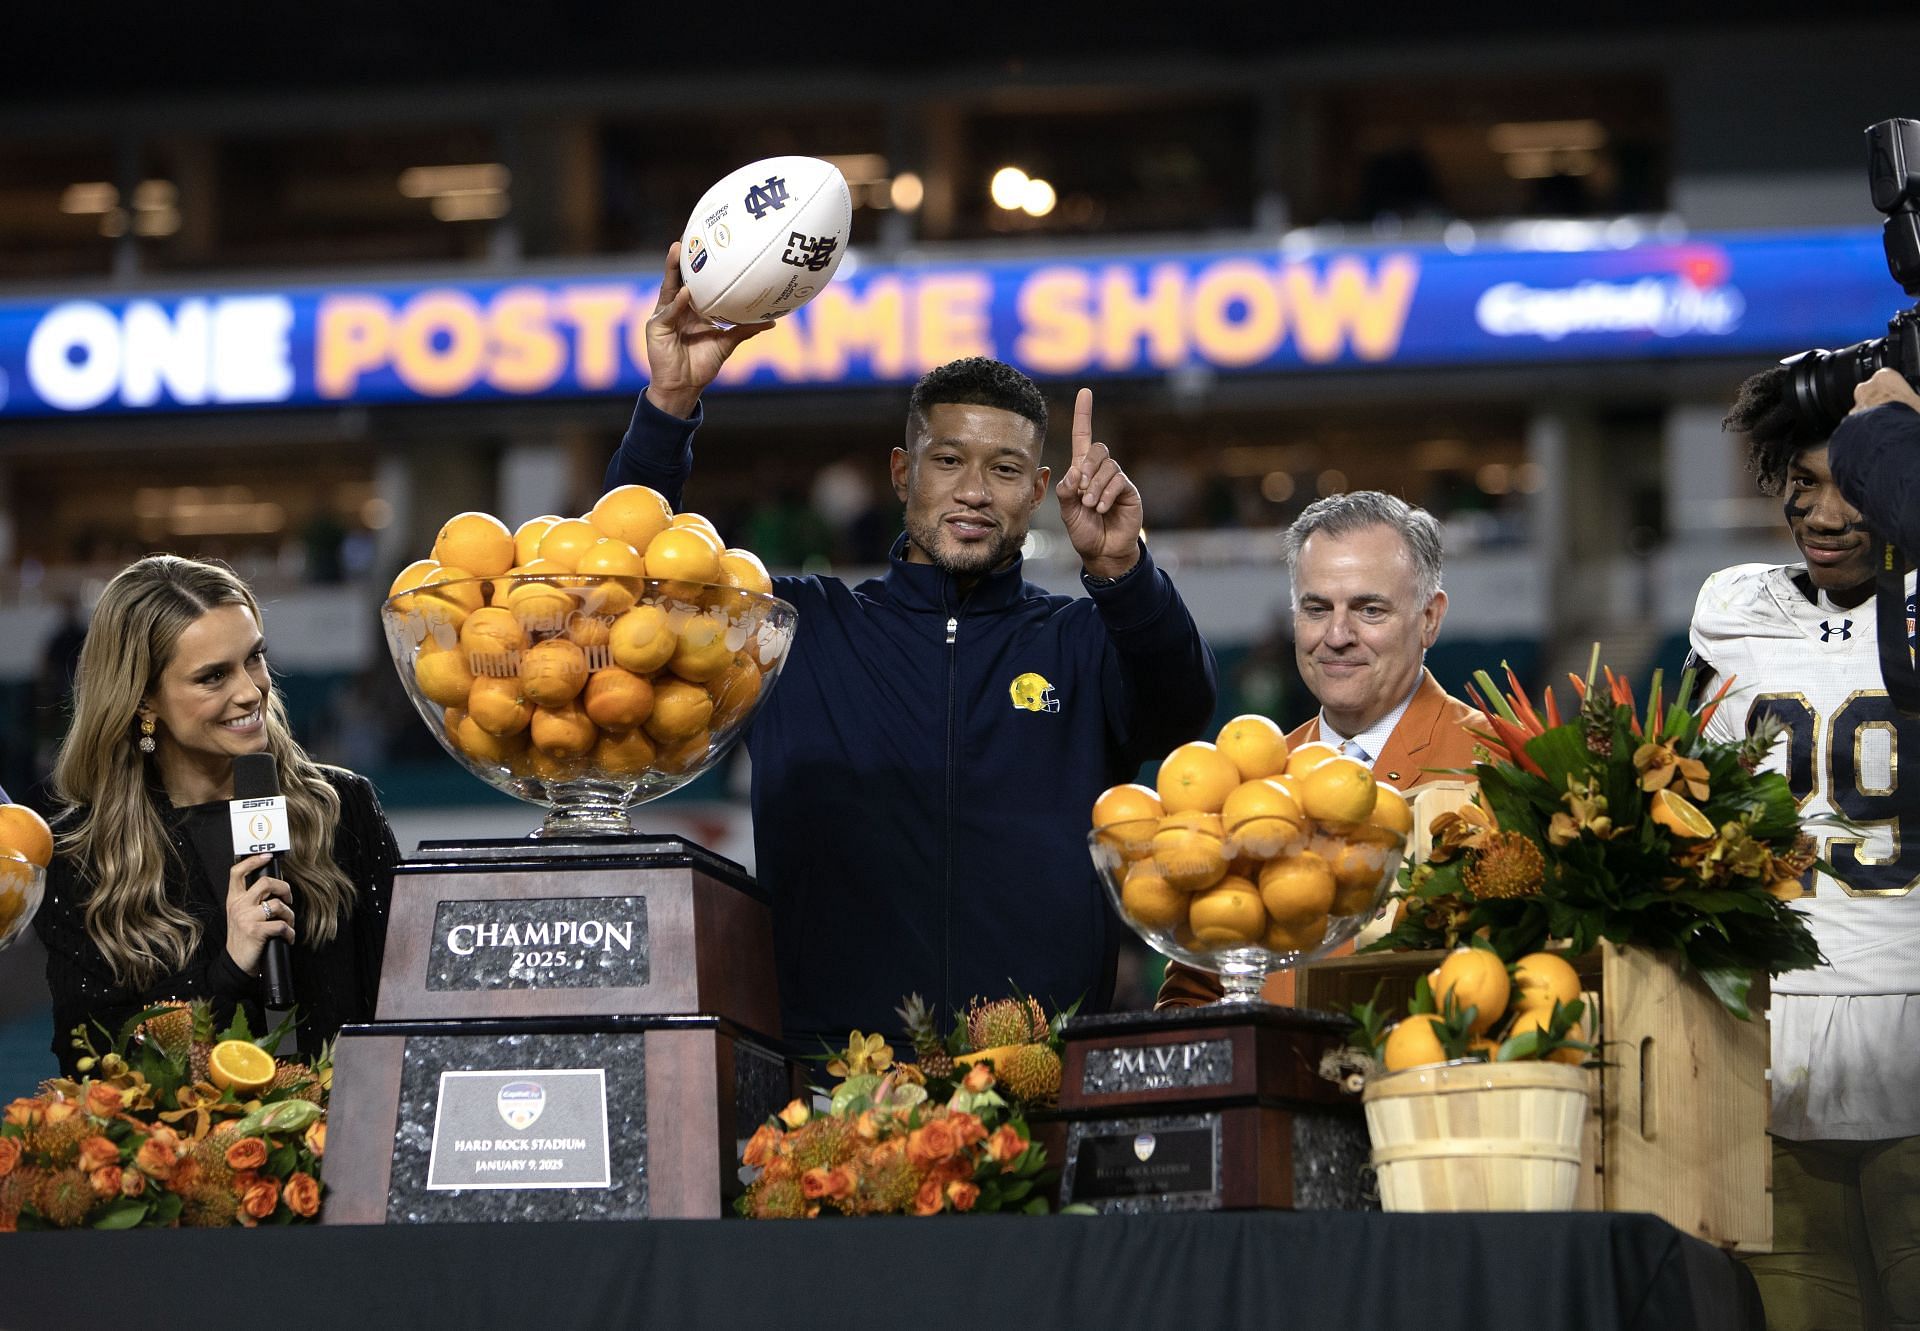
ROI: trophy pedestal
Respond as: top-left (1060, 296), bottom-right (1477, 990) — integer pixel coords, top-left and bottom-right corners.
top-left (322, 837), bottom-right (795, 1224)
top-left (324, 1015), bottom-right (790, 1223)
top-left (1051, 1004), bottom-right (1372, 1213)
top-left (372, 836), bottom-right (778, 1032)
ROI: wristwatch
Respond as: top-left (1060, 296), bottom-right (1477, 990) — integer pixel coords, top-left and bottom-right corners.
top-left (1083, 558), bottom-right (1144, 589)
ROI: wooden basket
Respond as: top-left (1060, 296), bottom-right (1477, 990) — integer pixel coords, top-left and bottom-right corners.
top-left (1364, 1061), bottom-right (1594, 1212)
top-left (1301, 942), bottom-right (1771, 1249)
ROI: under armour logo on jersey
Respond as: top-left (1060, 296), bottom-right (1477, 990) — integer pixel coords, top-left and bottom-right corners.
top-left (743, 176), bottom-right (791, 219)
top-left (1819, 619), bottom-right (1853, 642)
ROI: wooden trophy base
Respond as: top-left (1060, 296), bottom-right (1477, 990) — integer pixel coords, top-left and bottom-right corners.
top-left (1050, 1004), bottom-right (1371, 1213)
top-left (322, 835), bottom-right (798, 1225)
top-left (375, 836), bottom-right (778, 1035)
top-left (322, 1014), bottom-right (795, 1224)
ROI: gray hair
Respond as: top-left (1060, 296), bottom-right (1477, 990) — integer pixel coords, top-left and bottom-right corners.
top-left (1281, 491), bottom-right (1445, 606)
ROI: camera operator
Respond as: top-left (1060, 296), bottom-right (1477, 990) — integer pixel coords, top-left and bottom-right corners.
top-left (1831, 365), bottom-right (1920, 556)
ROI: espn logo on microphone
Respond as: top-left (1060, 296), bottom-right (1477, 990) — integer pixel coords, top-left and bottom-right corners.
top-left (230, 796), bottom-right (291, 855)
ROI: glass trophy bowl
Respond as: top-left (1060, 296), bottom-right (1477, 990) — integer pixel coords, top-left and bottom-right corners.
top-left (381, 572), bottom-right (796, 837)
top-left (1089, 813), bottom-right (1406, 1003)
top-left (0, 853), bottom-right (45, 950)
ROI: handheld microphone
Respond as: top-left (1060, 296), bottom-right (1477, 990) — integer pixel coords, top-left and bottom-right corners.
top-left (231, 752), bottom-right (295, 1007)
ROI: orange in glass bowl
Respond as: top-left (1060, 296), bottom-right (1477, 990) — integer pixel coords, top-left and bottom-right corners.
top-left (383, 574), bottom-right (796, 836)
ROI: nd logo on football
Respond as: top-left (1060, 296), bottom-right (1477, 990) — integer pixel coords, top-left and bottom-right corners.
top-left (1009, 672), bottom-right (1060, 713)
top-left (496, 1080), bottom-right (545, 1131)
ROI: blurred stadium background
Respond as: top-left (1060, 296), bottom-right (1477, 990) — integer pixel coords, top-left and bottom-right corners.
top-left (3, 2), bottom-right (1917, 1080)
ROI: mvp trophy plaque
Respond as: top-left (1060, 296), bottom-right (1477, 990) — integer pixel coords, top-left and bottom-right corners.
top-left (1055, 813), bottom-right (1406, 1211)
top-left (322, 575), bottom-right (800, 1224)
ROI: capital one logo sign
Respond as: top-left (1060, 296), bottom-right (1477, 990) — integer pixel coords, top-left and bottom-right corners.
top-left (25, 296), bottom-right (296, 411)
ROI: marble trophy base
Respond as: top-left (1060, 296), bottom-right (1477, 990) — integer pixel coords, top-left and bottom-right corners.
top-left (1051, 1003), bottom-right (1372, 1213)
top-left (321, 1015), bottom-right (794, 1224)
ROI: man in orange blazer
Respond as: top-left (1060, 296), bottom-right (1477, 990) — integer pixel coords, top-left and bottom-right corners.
top-left (1157, 491), bottom-right (1495, 1008)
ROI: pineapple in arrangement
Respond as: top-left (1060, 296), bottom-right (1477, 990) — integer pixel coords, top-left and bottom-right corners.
top-left (892, 993), bottom-right (1064, 1106)
top-left (895, 993), bottom-right (954, 1079)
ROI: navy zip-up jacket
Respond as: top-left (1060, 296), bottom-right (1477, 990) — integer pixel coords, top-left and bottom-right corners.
top-left (607, 394), bottom-right (1219, 1051)
top-left (1831, 401), bottom-right (1920, 558)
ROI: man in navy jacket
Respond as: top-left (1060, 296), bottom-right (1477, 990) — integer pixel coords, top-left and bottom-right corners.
top-left (606, 247), bottom-right (1219, 1052)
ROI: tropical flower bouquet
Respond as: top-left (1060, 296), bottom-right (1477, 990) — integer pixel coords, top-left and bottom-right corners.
top-left (1368, 660), bottom-right (1825, 1020)
top-left (735, 994), bottom-right (1070, 1219)
top-left (1, 1001), bottom-right (328, 1230)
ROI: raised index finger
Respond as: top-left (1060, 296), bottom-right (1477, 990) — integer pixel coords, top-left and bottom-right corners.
top-left (1072, 388), bottom-right (1093, 463)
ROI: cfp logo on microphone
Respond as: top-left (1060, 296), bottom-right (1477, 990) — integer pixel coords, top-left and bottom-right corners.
top-left (229, 795), bottom-right (292, 855)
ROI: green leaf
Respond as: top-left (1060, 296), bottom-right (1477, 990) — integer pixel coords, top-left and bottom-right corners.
top-left (110, 1003), bottom-right (178, 1056)
top-left (1359, 920), bottom-right (1440, 954)
top-left (1409, 973), bottom-right (1435, 1015)
top-left (91, 1198), bottom-right (150, 1230)
top-left (1526, 726), bottom-right (1597, 785)
top-left (256, 1008), bottom-right (301, 1054)
top-left (1472, 669), bottom-right (1521, 725)
top-left (1672, 669), bottom-right (1697, 716)
top-left (1495, 1030), bottom-right (1544, 1061)
top-left (135, 1042), bottom-right (177, 1103)
top-left (1478, 774), bottom-right (1546, 843)
top-left (1343, 980), bottom-right (1397, 1058)
top-left (1697, 966), bottom-right (1756, 1021)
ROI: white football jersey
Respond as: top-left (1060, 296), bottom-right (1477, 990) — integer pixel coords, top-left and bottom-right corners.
top-left (1689, 562), bottom-right (1920, 996)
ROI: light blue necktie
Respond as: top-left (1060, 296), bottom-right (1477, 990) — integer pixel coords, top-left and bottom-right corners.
top-left (1339, 737), bottom-right (1369, 764)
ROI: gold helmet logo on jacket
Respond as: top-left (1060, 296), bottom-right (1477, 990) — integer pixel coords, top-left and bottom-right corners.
top-left (1009, 672), bottom-right (1060, 713)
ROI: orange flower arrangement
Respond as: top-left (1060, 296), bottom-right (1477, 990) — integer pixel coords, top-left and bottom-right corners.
top-left (737, 1027), bottom-right (1057, 1219)
top-left (1374, 660), bottom-right (1824, 1020)
top-left (0, 1000), bottom-right (329, 1230)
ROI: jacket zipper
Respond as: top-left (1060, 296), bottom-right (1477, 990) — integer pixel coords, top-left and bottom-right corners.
top-left (942, 601), bottom-right (962, 1024)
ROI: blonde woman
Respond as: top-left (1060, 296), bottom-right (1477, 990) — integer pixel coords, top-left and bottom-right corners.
top-left (34, 555), bottom-right (399, 1073)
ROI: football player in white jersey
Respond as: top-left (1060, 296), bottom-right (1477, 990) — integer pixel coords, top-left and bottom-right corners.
top-left (1689, 364), bottom-right (1920, 1331)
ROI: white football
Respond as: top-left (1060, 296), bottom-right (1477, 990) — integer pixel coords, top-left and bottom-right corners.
top-left (679, 156), bottom-right (852, 325)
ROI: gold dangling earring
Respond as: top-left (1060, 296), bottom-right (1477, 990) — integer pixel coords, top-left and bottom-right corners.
top-left (138, 716), bottom-right (156, 754)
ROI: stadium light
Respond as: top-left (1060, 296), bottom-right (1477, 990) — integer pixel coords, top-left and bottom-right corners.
top-left (990, 166), bottom-right (1030, 210)
top-left (59, 183), bottom-right (117, 215)
top-left (890, 172), bottom-right (924, 212)
top-left (398, 164), bottom-right (511, 198)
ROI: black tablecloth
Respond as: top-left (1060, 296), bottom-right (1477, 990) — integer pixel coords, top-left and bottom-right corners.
top-left (1, 1210), bottom-right (1762, 1331)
